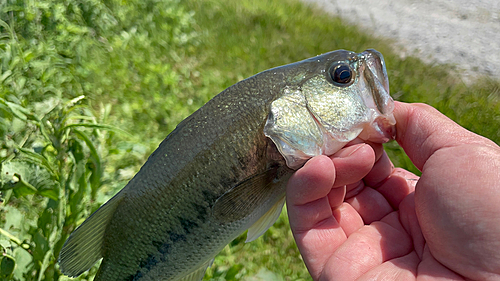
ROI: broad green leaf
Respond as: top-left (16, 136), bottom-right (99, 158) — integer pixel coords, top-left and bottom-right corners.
top-left (11, 174), bottom-right (38, 198)
top-left (73, 129), bottom-right (102, 196)
top-left (32, 231), bottom-right (49, 266)
top-left (0, 70), bottom-right (12, 83)
top-left (0, 255), bottom-right (15, 279)
top-left (38, 189), bottom-right (59, 201)
top-left (3, 101), bottom-right (29, 121)
top-left (14, 148), bottom-right (58, 179)
top-left (0, 161), bottom-right (59, 200)
top-left (225, 264), bottom-right (244, 280)
top-left (2, 206), bottom-right (23, 237)
top-left (13, 247), bottom-right (32, 280)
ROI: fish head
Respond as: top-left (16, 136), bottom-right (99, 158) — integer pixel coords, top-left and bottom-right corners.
top-left (264, 49), bottom-right (396, 169)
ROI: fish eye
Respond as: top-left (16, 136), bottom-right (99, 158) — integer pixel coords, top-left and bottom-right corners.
top-left (329, 64), bottom-right (353, 85)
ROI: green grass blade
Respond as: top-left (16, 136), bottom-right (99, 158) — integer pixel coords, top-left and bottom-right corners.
top-left (63, 123), bottom-right (131, 137)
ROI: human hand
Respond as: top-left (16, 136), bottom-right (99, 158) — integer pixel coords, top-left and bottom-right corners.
top-left (286, 102), bottom-right (500, 281)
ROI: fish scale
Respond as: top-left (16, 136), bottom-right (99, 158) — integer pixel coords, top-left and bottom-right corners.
top-left (58, 49), bottom-right (396, 280)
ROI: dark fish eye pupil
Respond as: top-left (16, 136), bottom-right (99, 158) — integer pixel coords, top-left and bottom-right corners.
top-left (331, 64), bottom-right (352, 84)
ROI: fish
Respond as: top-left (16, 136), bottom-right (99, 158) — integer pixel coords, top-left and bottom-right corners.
top-left (58, 49), bottom-right (396, 281)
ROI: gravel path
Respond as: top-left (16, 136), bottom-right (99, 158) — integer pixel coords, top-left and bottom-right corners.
top-left (303, 0), bottom-right (500, 80)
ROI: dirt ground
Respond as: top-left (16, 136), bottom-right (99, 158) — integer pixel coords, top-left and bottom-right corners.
top-left (303, 0), bottom-right (500, 81)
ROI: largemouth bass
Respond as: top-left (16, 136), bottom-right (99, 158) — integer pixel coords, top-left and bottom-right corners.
top-left (58, 49), bottom-right (395, 280)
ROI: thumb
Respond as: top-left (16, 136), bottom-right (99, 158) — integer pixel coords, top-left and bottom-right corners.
top-left (393, 101), bottom-right (495, 170)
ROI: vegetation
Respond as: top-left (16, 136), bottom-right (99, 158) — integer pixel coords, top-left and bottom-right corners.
top-left (0, 0), bottom-right (498, 280)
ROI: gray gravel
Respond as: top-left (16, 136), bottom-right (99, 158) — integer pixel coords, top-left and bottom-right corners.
top-left (303, 0), bottom-right (500, 81)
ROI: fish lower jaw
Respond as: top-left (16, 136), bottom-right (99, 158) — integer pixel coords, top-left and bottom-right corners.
top-left (267, 133), bottom-right (349, 170)
top-left (357, 115), bottom-right (396, 143)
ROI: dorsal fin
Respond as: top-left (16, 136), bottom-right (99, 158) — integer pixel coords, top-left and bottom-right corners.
top-left (58, 193), bottom-right (123, 277)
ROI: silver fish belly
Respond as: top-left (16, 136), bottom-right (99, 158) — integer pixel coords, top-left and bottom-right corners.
top-left (58, 49), bottom-right (395, 280)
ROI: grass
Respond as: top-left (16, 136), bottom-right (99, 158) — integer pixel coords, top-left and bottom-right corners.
top-left (182, 0), bottom-right (500, 174)
top-left (0, 0), bottom-right (499, 280)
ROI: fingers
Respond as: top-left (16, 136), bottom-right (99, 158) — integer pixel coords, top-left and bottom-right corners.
top-left (372, 168), bottom-right (418, 210)
top-left (363, 150), bottom-right (393, 188)
top-left (286, 145), bottom-right (376, 280)
top-left (286, 144), bottom-right (374, 231)
top-left (319, 215), bottom-right (413, 281)
top-left (330, 144), bottom-right (376, 188)
top-left (327, 185), bottom-right (346, 210)
top-left (285, 155), bottom-right (345, 279)
top-left (398, 193), bottom-right (425, 259)
top-left (332, 203), bottom-right (364, 237)
top-left (286, 155), bottom-right (336, 207)
top-left (393, 102), bottom-right (493, 170)
top-left (344, 146), bottom-right (417, 223)
top-left (356, 252), bottom-right (419, 281)
top-left (286, 143), bottom-right (375, 208)
top-left (345, 187), bottom-right (393, 224)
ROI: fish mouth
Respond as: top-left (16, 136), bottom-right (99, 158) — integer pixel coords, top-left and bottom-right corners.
top-left (358, 49), bottom-right (396, 142)
top-left (357, 115), bottom-right (396, 143)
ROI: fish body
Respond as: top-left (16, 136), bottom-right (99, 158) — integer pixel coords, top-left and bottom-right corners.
top-left (58, 49), bottom-right (395, 280)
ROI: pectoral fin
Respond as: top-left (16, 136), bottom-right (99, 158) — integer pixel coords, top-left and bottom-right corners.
top-left (212, 166), bottom-right (289, 225)
top-left (245, 195), bottom-right (285, 242)
top-left (178, 259), bottom-right (213, 281)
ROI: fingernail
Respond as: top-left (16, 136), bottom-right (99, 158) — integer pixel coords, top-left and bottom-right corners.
top-left (333, 143), bottom-right (367, 158)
